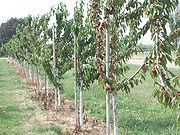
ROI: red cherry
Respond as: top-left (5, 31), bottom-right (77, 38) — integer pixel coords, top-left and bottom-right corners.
top-left (98, 47), bottom-right (102, 52)
top-left (99, 72), bottom-right (104, 78)
top-left (92, 2), bottom-right (98, 9)
top-left (100, 63), bottom-right (104, 66)
top-left (99, 26), bottom-right (103, 30)
top-left (152, 65), bottom-right (156, 72)
top-left (94, 22), bottom-right (100, 28)
top-left (110, 41), bottom-right (113, 46)
top-left (93, 18), bottom-right (96, 23)
top-left (109, 10), bottom-right (113, 15)
top-left (142, 64), bottom-right (147, 72)
top-left (104, 8), bottom-right (113, 16)
top-left (109, 72), bottom-right (115, 79)
top-left (103, 15), bottom-right (109, 19)
top-left (177, 91), bottom-right (180, 96)
top-left (96, 41), bottom-right (102, 46)
top-left (96, 33), bottom-right (101, 38)
top-left (97, 58), bottom-right (101, 63)
top-left (99, 22), bottom-right (105, 30)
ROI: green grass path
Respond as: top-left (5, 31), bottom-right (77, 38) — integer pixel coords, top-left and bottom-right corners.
top-left (0, 59), bottom-right (61, 135)
top-left (0, 59), bottom-right (179, 135)
top-left (63, 65), bottom-right (180, 135)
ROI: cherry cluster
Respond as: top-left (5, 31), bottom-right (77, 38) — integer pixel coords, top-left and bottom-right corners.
top-left (91, 0), bottom-right (115, 81)
top-left (154, 17), bottom-right (175, 98)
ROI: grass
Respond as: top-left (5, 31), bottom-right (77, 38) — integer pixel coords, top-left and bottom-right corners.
top-left (62, 64), bottom-right (180, 135)
top-left (0, 59), bottom-right (179, 134)
top-left (0, 59), bottom-right (61, 135)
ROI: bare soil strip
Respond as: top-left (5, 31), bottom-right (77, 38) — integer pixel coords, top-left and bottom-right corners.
top-left (9, 59), bottom-right (108, 135)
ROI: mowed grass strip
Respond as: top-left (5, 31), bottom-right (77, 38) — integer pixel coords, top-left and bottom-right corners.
top-left (0, 59), bottom-right (61, 135)
top-left (63, 64), bottom-right (180, 135)
top-left (1, 58), bottom-right (179, 135)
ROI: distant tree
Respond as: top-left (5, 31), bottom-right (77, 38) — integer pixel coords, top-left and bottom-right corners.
top-left (0, 18), bottom-right (24, 45)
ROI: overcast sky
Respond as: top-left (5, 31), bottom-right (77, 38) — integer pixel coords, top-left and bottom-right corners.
top-left (0, 0), bottom-right (153, 44)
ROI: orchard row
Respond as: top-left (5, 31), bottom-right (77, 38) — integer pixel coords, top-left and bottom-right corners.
top-left (4, 0), bottom-right (180, 134)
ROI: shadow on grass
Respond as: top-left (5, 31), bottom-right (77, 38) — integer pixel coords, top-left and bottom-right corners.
top-left (34, 125), bottom-right (62, 135)
top-left (121, 116), bottom-right (178, 134)
top-left (0, 106), bottom-right (21, 113)
top-left (0, 106), bottom-right (22, 123)
top-left (0, 79), bottom-right (6, 82)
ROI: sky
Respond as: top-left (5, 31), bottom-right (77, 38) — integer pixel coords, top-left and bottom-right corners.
top-left (0, 0), bottom-right (78, 24)
top-left (0, 0), bottom-right (154, 44)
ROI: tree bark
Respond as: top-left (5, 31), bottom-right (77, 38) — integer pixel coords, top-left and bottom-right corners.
top-left (53, 23), bottom-right (60, 111)
top-left (79, 79), bottom-right (83, 127)
top-left (57, 87), bottom-right (61, 111)
top-left (106, 30), bottom-right (110, 135)
top-left (44, 73), bottom-right (49, 98)
top-left (28, 64), bottom-right (32, 82)
top-left (44, 73), bottom-right (49, 109)
top-left (36, 66), bottom-right (40, 92)
top-left (112, 92), bottom-right (118, 135)
top-left (74, 35), bottom-right (78, 125)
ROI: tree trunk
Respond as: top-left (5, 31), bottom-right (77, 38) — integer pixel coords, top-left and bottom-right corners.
top-left (105, 30), bottom-right (110, 135)
top-left (24, 61), bottom-right (28, 80)
top-left (23, 60), bottom-right (26, 78)
top-left (54, 88), bottom-right (57, 110)
top-left (53, 23), bottom-right (60, 111)
top-left (24, 61), bottom-right (27, 79)
top-left (32, 67), bottom-right (36, 86)
top-left (79, 79), bottom-right (83, 127)
top-left (45, 73), bottom-right (49, 97)
top-left (28, 64), bottom-right (32, 82)
top-left (74, 36), bottom-right (78, 125)
top-left (44, 73), bottom-right (49, 109)
top-left (57, 87), bottom-right (61, 111)
top-left (106, 91), bottom-right (110, 135)
top-left (112, 92), bottom-right (118, 135)
top-left (36, 66), bottom-right (40, 92)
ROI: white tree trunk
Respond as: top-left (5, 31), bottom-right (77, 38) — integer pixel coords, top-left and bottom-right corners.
top-left (26, 63), bottom-right (29, 81)
top-left (28, 64), bottom-right (32, 81)
top-left (36, 66), bottom-right (40, 91)
top-left (21, 61), bottom-right (24, 73)
top-left (26, 63), bottom-right (29, 80)
top-left (54, 88), bottom-right (57, 110)
top-left (53, 23), bottom-right (56, 109)
top-left (57, 87), bottom-right (61, 111)
top-left (44, 73), bottom-right (49, 109)
top-left (32, 68), bottom-right (36, 86)
top-left (79, 79), bottom-right (83, 126)
top-left (74, 36), bottom-right (78, 125)
top-left (106, 91), bottom-right (110, 135)
top-left (23, 60), bottom-right (26, 77)
top-left (52, 23), bottom-right (60, 111)
top-left (106, 31), bottom-right (110, 135)
top-left (112, 92), bottom-right (118, 135)
top-left (24, 61), bottom-right (28, 79)
top-left (44, 74), bottom-right (49, 97)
